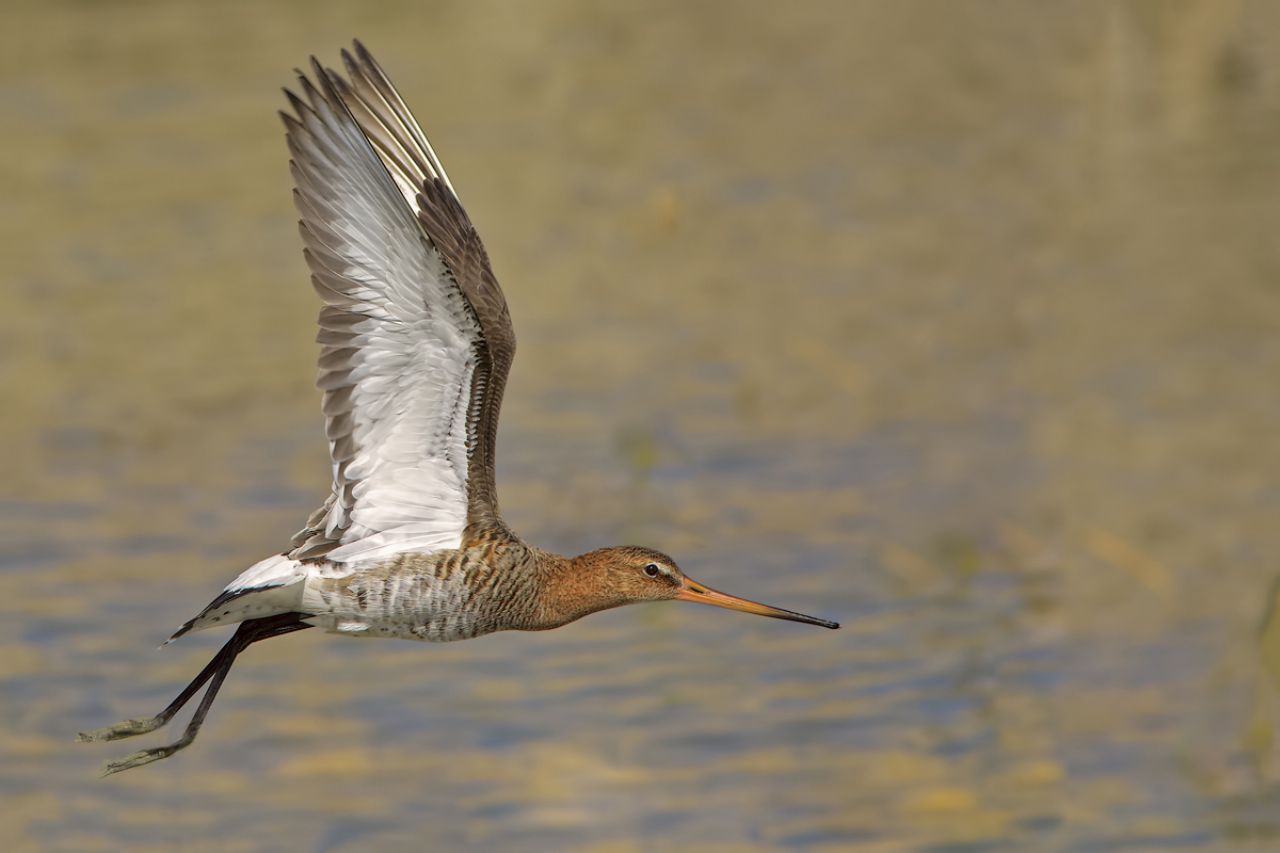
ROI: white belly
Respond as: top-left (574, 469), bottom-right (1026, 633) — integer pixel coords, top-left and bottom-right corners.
top-left (299, 564), bottom-right (487, 642)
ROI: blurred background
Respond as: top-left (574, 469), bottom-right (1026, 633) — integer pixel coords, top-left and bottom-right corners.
top-left (4, 0), bottom-right (1280, 849)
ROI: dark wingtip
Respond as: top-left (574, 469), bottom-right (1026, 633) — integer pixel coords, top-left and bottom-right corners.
top-left (340, 47), bottom-right (359, 77)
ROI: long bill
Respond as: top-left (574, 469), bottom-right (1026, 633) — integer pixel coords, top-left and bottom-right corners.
top-left (676, 579), bottom-right (839, 629)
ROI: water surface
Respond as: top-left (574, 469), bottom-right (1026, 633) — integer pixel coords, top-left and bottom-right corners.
top-left (4, 1), bottom-right (1280, 849)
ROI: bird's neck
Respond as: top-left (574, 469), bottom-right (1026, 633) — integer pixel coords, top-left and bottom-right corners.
top-left (520, 549), bottom-right (617, 631)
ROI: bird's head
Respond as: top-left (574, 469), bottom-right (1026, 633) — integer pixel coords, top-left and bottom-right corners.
top-left (543, 545), bottom-right (839, 630)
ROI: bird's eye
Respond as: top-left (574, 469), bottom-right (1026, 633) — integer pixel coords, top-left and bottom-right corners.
top-left (643, 563), bottom-right (661, 578)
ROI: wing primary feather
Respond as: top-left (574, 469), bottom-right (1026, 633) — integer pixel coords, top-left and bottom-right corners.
top-left (349, 39), bottom-right (456, 196)
top-left (278, 44), bottom-right (517, 563)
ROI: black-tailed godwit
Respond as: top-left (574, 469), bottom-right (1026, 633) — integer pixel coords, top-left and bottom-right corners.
top-left (79, 41), bottom-right (838, 776)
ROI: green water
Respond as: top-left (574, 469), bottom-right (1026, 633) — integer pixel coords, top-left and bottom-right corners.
top-left (5, 1), bottom-right (1280, 849)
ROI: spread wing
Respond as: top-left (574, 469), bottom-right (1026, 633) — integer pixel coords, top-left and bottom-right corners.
top-left (282, 42), bottom-right (515, 565)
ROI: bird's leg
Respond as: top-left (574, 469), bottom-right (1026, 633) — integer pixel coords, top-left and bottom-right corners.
top-left (98, 638), bottom-right (241, 775)
top-left (78, 613), bottom-right (310, 776)
top-left (77, 637), bottom-right (239, 743)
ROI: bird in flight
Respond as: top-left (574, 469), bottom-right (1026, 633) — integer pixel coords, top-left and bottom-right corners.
top-left (79, 41), bottom-right (838, 775)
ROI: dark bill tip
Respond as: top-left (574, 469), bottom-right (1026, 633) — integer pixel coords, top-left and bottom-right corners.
top-left (677, 581), bottom-right (840, 630)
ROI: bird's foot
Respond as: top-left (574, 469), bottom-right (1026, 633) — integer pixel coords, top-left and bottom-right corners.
top-left (100, 742), bottom-right (186, 776)
top-left (77, 716), bottom-right (166, 743)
